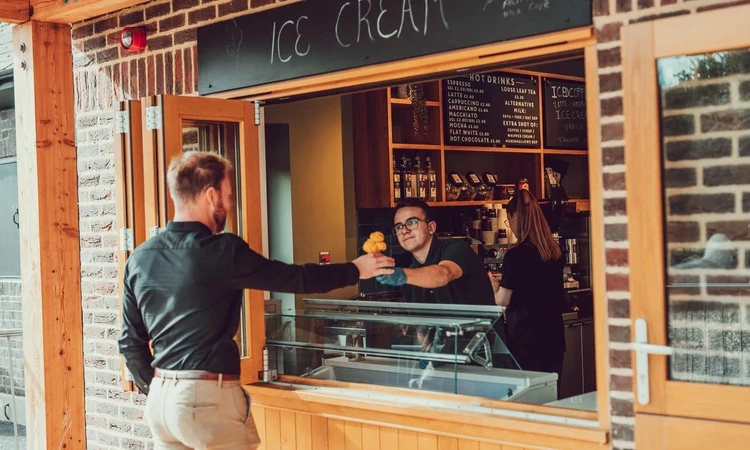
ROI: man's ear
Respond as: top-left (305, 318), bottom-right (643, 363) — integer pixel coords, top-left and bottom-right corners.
top-left (204, 186), bottom-right (218, 207)
top-left (428, 221), bottom-right (437, 235)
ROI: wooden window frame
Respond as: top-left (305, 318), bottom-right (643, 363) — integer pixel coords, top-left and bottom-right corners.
top-left (201, 25), bottom-right (612, 430)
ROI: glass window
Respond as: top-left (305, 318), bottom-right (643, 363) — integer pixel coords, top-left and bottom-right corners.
top-left (0, 160), bottom-right (20, 277)
top-left (659, 48), bottom-right (750, 385)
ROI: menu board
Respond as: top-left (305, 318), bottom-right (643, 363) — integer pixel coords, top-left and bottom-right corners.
top-left (542, 78), bottom-right (588, 150)
top-left (443, 72), bottom-right (540, 148)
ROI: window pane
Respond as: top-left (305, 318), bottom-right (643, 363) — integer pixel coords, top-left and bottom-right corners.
top-left (0, 161), bottom-right (20, 276)
top-left (659, 48), bottom-right (750, 386)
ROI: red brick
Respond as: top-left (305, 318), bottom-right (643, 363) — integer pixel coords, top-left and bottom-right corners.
top-left (96, 47), bottom-right (119, 64)
top-left (666, 221), bottom-right (700, 243)
top-left (121, 61), bottom-right (131, 100)
top-left (147, 35), bottom-right (173, 51)
top-left (175, 28), bottom-right (198, 44)
top-left (664, 168), bottom-right (696, 188)
top-left (602, 123), bottom-right (624, 141)
top-left (156, 53), bottom-right (165, 95)
top-left (160, 14), bottom-right (186, 32)
top-left (600, 72), bottom-right (622, 93)
top-left (610, 374), bottom-right (633, 392)
top-left (669, 193), bottom-right (735, 215)
top-left (601, 97), bottom-right (623, 117)
top-left (166, 51), bottom-right (174, 95)
top-left (609, 325), bottom-right (631, 343)
top-left (609, 299), bottom-right (630, 319)
top-left (189, 5), bottom-right (217, 23)
top-left (94, 17), bottom-right (118, 34)
top-left (598, 47), bottom-right (621, 68)
top-left (661, 0), bottom-right (677, 4)
top-left (120, 10), bottom-right (145, 26)
top-left (611, 398), bottom-right (634, 417)
top-left (84, 36), bottom-right (107, 52)
top-left (616, 0), bottom-right (632, 12)
top-left (606, 248), bottom-right (628, 267)
top-left (593, 0), bottom-right (609, 15)
top-left (596, 22), bottom-right (621, 43)
top-left (219, 0), bottom-right (249, 16)
top-left (138, 58), bottom-right (147, 99)
top-left (73, 23), bottom-right (94, 40)
top-left (184, 48), bottom-right (194, 95)
top-left (605, 198), bottom-right (627, 216)
top-left (252, 0), bottom-right (275, 7)
top-left (701, 109), bottom-right (750, 133)
top-left (129, 58), bottom-right (138, 96)
top-left (175, 50), bottom-right (184, 95)
top-left (637, 0), bottom-right (654, 8)
top-left (147, 55), bottom-right (156, 96)
top-left (146, 2), bottom-right (172, 19)
top-left (603, 172), bottom-right (626, 191)
top-left (607, 274), bottom-right (629, 292)
top-left (174, 0), bottom-right (201, 11)
top-left (610, 349), bottom-right (632, 369)
top-left (603, 146), bottom-right (624, 166)
top-left (612, 424), bottom-right (634, 442)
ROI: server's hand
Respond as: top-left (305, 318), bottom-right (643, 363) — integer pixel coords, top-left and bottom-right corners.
top-left (376, 267), bottom-right (408, 286)
top-left (353, 253), bottom-right (395, 279)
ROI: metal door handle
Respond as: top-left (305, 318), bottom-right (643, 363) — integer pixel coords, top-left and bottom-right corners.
top-left (631, 318), bottom-right (673, 406)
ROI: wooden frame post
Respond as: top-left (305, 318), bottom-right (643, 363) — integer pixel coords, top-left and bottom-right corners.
top-left (13, 21), bottom-right (86, 450)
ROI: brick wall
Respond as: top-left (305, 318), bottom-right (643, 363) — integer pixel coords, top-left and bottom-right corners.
top-left (72, 1), bottom-right (286, 448)
top-left (661, 63), bottom-right (750, 384)
top-left (0, 280), bottom-right (23, 398)
top-left (0, 109), bottom-right (15, 158)
top-left (594, 1), bottom-right (749, 448)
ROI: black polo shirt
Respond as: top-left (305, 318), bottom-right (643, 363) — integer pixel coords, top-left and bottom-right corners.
top-left (401, 237), bottom-right (495, 305)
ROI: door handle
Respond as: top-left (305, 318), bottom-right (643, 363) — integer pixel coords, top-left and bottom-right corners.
top-left (631, 318), bottom-right (673, 406)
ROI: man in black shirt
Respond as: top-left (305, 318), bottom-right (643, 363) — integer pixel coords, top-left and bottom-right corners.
top-left (119, 151), bottom-right (393, 450)
top-left (377, 198), bottom-right (494, 306)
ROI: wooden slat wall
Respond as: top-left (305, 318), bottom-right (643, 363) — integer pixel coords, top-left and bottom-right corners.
top-left (252, 406), bottom-right (552, 450)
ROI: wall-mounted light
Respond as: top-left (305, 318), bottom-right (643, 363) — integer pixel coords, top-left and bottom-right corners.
top-left (120, 27), bottom-right (147, 52)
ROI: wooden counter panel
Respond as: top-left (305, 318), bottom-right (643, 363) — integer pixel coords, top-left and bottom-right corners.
top-left (247, 384), bottom-right (608, 450)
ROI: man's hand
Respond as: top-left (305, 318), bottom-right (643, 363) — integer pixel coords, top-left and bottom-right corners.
top-left (376, 267), bottom-right (408, 286)
top-left (353, 253), bottom-right (395, 279)
top-left (488, 272), bottom-right (502, 293)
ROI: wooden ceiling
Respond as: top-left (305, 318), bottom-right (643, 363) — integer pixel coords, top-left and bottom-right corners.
top-left (1, 0), bottom-right (152, 24)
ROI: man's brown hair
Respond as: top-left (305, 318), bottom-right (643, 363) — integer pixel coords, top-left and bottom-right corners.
top-left (167, 151), bottom-right (233, 203)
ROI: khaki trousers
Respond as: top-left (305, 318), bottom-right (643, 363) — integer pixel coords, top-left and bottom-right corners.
top-left (145, 371), bottom-right (261, 450)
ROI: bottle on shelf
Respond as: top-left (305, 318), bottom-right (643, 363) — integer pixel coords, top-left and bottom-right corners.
top-left (393, 154), bottom-right (402, 204)
top-left (401, 155), bottom-right (414, 199)
top-left (414, 154), bottom-right (427, 201)
top-left (425, 155), bottom-right (437, 202)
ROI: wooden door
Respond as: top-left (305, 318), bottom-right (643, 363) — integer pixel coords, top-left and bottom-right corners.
top-left (114, 100), bottom-right (146, 392)
top-left (623, 5), bottom-right (750, 448)
top-left (141, 95), bottom-right (264, 383)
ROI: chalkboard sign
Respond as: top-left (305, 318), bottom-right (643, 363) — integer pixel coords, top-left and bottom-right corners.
top-left (542, 78), bottom-right (588, 150)
top-left (443, 72), bottom-right (540, 148)
top-left (197, 0), bottom-right (592, 94)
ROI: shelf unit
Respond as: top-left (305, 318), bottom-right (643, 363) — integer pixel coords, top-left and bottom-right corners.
top-left (352, 68), bottom-right (589, 209)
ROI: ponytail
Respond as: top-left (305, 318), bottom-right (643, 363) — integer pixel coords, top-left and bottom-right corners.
top-left (506, 190), bottom-right (562, 262)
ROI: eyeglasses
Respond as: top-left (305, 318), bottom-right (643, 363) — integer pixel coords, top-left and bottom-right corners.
top-left (504, 220), bottom-right (510, 228)
top-left (393, 217), bottom-right (428, 235)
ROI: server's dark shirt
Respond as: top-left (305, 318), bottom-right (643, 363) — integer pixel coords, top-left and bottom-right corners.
top-left (401, 237), bottom-right (494, 305)
top-left (119, 221), bottom-right (359, 393)
top-left (500, 241), bottom-right (566, 368)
